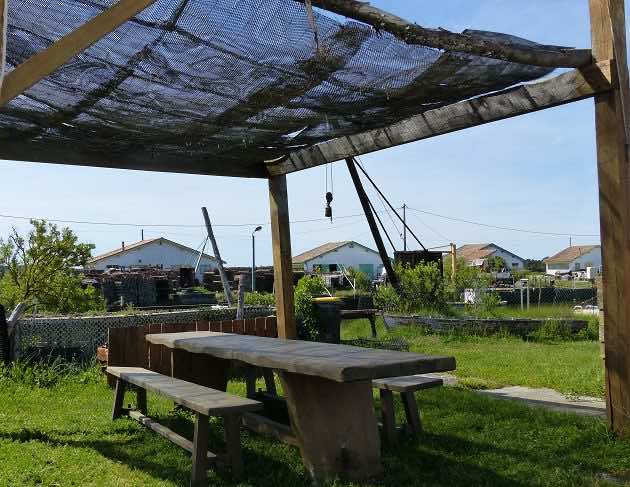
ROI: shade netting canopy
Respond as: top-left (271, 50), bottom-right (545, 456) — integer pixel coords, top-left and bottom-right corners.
top-left (1, 0), bottom-right (554, 177)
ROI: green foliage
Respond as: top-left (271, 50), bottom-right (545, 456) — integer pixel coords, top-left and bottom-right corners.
top-left (344, 267), bottom-right (371, 292)
top-left (447, 257), bottom-right (492, 302)
top-left (374, 262), bottom-right (448, 314)
top-left (0, 358), bottom-right (101, 388)
top-left (525, 258), bottom-right (546, 272)
top-left (0, 220), bottom-right (104, 314)
top-left (527, 320), bottom-right (573, 342)
top-left (485, 255), bottom-right (507, 271)
top-left (244, 291), bottom-right (276, 306)
top-left (465, 289), bottom-right (502, 317)
top-left (293, 275), bottom-right (327, 340)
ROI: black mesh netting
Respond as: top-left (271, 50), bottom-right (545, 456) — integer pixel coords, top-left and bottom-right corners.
top-left (1, 0), bottom-right (553, 177)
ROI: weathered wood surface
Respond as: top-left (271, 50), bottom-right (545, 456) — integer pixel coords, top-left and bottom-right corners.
top-left (128, 410), bottom-right (217, 461)
top-left (0, 0), bottom-right (158, 106)
top-left (306, 0), bottom-right (591, 68)
top-left (268, 175), bottom-right (297, 339)
top-left (590, 0), bottom-right (630, 435)
top-left (373, 375), bottom-right (444, 393)
top-left (279, 371), bottom-right (381, 480)
top-left (242, 412), bottom-right (298, 446)
top-left (0, 0), bottom-right (5, 95)
top-left (202, 207), bottom-right (233, 306)
top-left (106, 366), bottom-right (262, 415)
top-left (268, 62), bottom-right (615, 176)
top-left (145, 332), bottom-right (456, 382)
top-left (379, 389), bottom-right (397, 445)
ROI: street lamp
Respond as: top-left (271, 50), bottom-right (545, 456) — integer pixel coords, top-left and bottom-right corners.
top-left (252, 226), bottom-right (262, 292)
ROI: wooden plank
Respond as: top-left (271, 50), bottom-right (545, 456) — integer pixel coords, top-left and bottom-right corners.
top-left (269, 175), bottom-right (297, 339)
top-left (0, 0), bottom-right (5, 95)
top-left (254, 317), bottom-right (266, 337)
top-left (279, 371), bottom-right (381, 481)
top-left (202, 207), bottom-right (233, 306)
top-left (244, 319), bottom-right (256, 336)
top-left (306, 0), bottom-right (591, 68)
top-left (379, 389), bottom-right (397, 446)
top-left (128, 410), bottom-right (217, 462)
top-left (401, 391), bottom-right (423, 438)
top-left (242, 412), bottom-right (298, 446)
top-left (0, 0), bottom-right (158, 106)
top-left (223, 414), bottom-right (243, 478)
top-left (346, 157), bottom-right (399, 289)
top-left (267, 62), bottom-right (615, 176)
top-left (232, 319), bottom-right (244, 335)
top-left (209, 321), bottom-right (221, 332)
top-left (144, 332), bottom-right (456, 383)
top-left (265, 317), bottom-right (278, 338)
top-left (590, 0), bottom-right (630, 435)
top-left (372, 375), bottom-right (444, 393)
top-left (196, 320), bottom-right (210, 332)
top-left (107, 366), bottom-right (262, 415)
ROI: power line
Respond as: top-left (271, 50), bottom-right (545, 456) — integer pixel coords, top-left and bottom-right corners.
top-left (405, 206), bottom-right (600, 238)
top-left (0, 211), bottom-right (372, 229)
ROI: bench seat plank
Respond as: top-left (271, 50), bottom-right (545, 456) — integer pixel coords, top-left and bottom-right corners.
top-left (373, 375), bottom-right (443, 393)
top-left (107, 366), bottom-right (262, 415)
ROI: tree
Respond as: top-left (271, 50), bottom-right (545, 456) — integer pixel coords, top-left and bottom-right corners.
top-left (485, 255), bottom-right (507, 272)
top-left (0, 220), bottom-right (104, 313)
top-left (524, 258), bottom-right (545, 272)
top-left (345, 267), bottom-right (371, 292)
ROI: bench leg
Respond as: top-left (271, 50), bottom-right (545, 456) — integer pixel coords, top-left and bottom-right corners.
top-left (262, 368), bottom-right (277, 395)
top-left (379, 389), bottom-right (397, 446)
top-left (137, 388), bottom-right (147, 415)
top-left (191, 412), bottom-right (209, 487)
top-left (401, 391), bottom-right (422, 438)
top-left (111, 378), bottom-right (126, 420)
top-left (224, 414), bottom-right (243, 478)
top-left (245, 367), bottom-right (257, 398)
top-left (369, 316), bottom-right (377, 338)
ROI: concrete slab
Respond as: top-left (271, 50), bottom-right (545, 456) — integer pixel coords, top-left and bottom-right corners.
top-left (476, 386), bottom-right (606, 418)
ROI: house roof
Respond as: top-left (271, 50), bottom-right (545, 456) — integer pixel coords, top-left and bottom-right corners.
top-left (89, 237), bottom-right (217, 264)
top-left (293, 241), bottom-right (378, 264)
top-left (544, 245), bottom-right (600, 264)
top-left (457, 243), bottom-right (524, 263)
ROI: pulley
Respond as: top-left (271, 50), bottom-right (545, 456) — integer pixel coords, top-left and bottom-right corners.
top-left (324, 191), bottom-right (333, 219)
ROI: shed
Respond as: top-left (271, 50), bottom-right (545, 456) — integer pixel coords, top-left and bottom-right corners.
top-left (293, 241), bottom-right (384, 278)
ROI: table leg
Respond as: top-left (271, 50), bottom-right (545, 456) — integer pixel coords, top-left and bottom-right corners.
top-left (279, 371), bottom-right (382, 481)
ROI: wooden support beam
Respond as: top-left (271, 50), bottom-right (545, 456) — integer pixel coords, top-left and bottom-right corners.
top-left (0, 0), bottom-right (6, 94)
top-left (269, 175), bottom-right (297, 339)
top-left (345, 157), bottom-right (399, 291)
top-left (590, 0), bottom-right (630, 436)
top-left (0, 0), bottom-right (158, 106)
top-left (304, 0), bottom-right (591, 68)
top-left (268, 62), bottom-right (615, 176)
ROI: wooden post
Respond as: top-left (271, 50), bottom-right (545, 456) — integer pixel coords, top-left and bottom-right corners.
top-left (268, 175), bottom-right (297, 339)
top-left (345, 158), bottom-right (399, 290)
top-left (590, 0), bottom-right (630, 435)
top-left (0, 0), bottom-right (6, 94)
top-left (201, 207), bottom-right (233, 306)
top-left (450, 242), bottom-right (457, 280)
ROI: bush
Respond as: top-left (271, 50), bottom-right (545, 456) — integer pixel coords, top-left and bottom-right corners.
top-left (375, 262), bottom-right (448, 314)
top-left (244, 291), bottom-right (275, 306)
top-left (345, 267), bottom-right (371, 292)
top-left (294, 275), bottom-right (328, 340)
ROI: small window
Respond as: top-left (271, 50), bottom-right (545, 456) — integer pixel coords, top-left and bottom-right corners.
top-left (329, 264), bottom-right (338, 272)
top-left (138, 259), bottom-right (142, 263)
top-left (512, 262), bottom-right (519, 268)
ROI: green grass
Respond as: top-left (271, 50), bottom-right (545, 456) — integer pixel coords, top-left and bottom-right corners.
top-left (342, 318), bottom-right (604, 397)
top-left (1, 363), bottom-right (629, 487)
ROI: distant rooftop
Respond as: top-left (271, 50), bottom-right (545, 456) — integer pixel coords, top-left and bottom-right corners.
top-left (89, 237), bottom-right (217, 264)
top-left (544, 245), bottom-right (600, 264)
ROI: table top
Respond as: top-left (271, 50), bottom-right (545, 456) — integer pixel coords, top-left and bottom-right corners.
top-left (146, 332), bottom-right (456, 383)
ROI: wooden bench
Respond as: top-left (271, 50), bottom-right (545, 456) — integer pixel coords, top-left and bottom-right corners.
top-left (107, 366), bottom-right (263, 486)
top-left (373, 375), bottom-right (444, 444)
top-left (340, 308), bottom-right (378, 338)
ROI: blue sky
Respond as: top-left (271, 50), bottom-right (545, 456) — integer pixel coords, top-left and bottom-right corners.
top-left (0, 1), bottom-right (622, 266)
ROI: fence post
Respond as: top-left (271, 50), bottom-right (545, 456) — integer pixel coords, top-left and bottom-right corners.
top-left (0, 305), bottom-right (10, 365)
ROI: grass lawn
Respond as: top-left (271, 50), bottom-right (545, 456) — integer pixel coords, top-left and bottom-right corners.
top-left (1, 365), bottom-right (629, 487)
top-left (342, 318), bottom-right (604, 398)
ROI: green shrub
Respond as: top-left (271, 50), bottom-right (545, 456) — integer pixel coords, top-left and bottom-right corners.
top-left (0, 358), bottom-right (101, 388)
top-left (244, 291), bottom-right (275, 306)
top-left (345, 267), bottom-right (371, 292)
top-left (294, 275), bottom-right (328, 340)
top-left (527, 320), bottom-right (573, 342)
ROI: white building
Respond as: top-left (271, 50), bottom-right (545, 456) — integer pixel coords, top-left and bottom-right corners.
top-left (87, 237), bottom-right (219, 282)
top-left (544, 245), bottom-right (602, 276)
top-left (293, 241), bottom-right (384, 279)
top-left (457, 243), bottom-right (525, 270)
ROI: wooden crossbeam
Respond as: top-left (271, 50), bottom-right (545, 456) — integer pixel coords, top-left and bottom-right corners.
top-left (267, 61), bottom-right (615, 176)
top-left (305, 0), bottom-right (591, 68)
top-left (0, 0), bottom-right (158, 107)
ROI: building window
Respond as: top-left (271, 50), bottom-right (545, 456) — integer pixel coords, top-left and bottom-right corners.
top-left (512, 262), bottom-right (519, 268)
top-left (329, 264), bottom-right (338, 272)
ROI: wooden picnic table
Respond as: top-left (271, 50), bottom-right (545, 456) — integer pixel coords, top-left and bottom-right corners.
top-left (145, 331), bottom-right (456, 481)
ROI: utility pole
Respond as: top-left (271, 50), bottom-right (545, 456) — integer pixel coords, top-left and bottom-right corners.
top-left (201, 207), bottom-right (233, 306)
top-left (450, 242), bottom-right (457, 279)
top-left (141, 229), bottom-right (144, 240)
top-left (403, 204), bottom-right (407, 251)
top-left (346, 157), bottom-right (399, 290)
